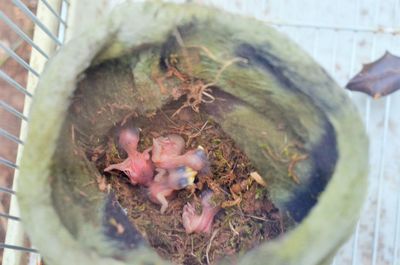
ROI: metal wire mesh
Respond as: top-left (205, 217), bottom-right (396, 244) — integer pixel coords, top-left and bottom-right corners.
top-left (1, 1), bottom-right (68, 264)
top-left (0, 0), bottom-right (399, 264)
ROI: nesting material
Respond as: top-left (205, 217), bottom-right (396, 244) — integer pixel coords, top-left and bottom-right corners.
top-left (93, 104), bottom-right (286, 264)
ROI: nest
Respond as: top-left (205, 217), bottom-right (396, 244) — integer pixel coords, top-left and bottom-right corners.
top-left (17, 3), bottom-right (368, 265)
top-left (58, 36), bottom-right (313, 263)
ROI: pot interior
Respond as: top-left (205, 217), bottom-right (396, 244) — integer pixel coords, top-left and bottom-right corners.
top-left (49, 20), bottom-right (338, 262)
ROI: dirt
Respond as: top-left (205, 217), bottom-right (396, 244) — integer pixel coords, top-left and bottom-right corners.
top-left (91, 102), bottom-right (285, 265)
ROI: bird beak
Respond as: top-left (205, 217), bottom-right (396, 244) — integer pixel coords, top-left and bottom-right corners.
top-left (185, 167), bottom-right (198, 185)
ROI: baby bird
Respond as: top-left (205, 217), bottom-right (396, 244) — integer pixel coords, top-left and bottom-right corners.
top-left (104, 127), bottom-right (154, 186)
top-left (149, 166), bottom-right (198, 213)
top-left (182, 191), bottom-right (220, 234)
top-left (149, 134), bottom-right (210, 213)
top-left (152, 135), bottom-right (209, 173)
top-left (152, 134), bottom-right (186, 163)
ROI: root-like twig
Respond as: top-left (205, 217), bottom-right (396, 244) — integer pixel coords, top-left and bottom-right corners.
top-left (288, 154), bottom-right (308, 184)
top-left (157, 35), bottom-right (248, 118)
top-left (206, 228), bottom-right (220, 265)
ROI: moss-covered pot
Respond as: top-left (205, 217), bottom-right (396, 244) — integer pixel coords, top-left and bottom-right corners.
top-left (18, 2), bottom-right (368, 265)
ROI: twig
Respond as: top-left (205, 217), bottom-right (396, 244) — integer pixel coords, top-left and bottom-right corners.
top-left (74, 187), bottom-right (88, 198)
top-left (172, 102), bottom-right (190, 118)
top-left (81, 180), bottom-right (95, 187)
top-left (71, 124), bottom-right (76, 144)
top-left (190, 236), bottom-right (196, 257)
top-left (202, 57), bottom-right (248, 90)
top-left (221, 196), bottom-right (242, 208)
top-left (288, 154), bottom-right (308, 184)
top-left (173, 28), bottom-right (193, 79)
top-left (229, 221), bottom-right (239, 236)
top-left (188, 121), bottom-right (209, 140)
top-left (186, 45), bottom-right (222, 63)
top-left (121, 111), bottom-right (138, 126)
top-left (262, 144), bottom-right (289, 163)
top-left (88, 195), bottom-right (104, 202)
top-left (279, 212), bottom-right (285, 233)
top-left (206, 228), bottom-right (220, 265)
top-left (245, 214), bottom-right (278, 223)
top-left (160, 109), bottom-right (179, 126)
top-left (201, 90), bottom-right (215, 103)
top-left (249, 171), bottom-right (267, 187)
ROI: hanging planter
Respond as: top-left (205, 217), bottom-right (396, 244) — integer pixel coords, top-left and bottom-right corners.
top-left (18, 2), bottom-right (368, 265)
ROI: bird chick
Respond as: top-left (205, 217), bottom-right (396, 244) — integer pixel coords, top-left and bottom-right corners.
top-left (151, 134), bottom-right (185, 163)
top-left (182, 191), bottom-right (220, 234)
top-left (149, 166), bottom-right (197, 213)
top-left (104, 127), bottom-right (154, 186)
top-left (162, 147), bottom-right (209, 172)
top-left (119, 127), bottom-right (140, 156)
top-left (152, 135), bottom-right (209, 172)
top-left (180, 147), bottom-right (209, 172)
